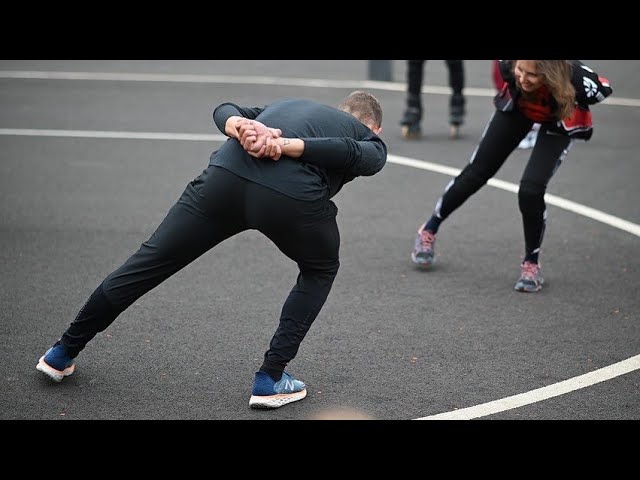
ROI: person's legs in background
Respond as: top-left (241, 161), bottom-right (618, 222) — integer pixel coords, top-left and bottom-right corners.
top-left (446, 60), bottom-right (466, 139)
top-left (400, 60), bottom-right (425, 139)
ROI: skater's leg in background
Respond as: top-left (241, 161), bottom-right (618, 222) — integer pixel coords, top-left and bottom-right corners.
top-left (446, 60), bottom-right (466, 138)
top-left (400, 60), bottom-right (425, 139)
top-left (446, 59), bottom-right (464, 96)
top-left (407, 60), bottom-right (425, 100)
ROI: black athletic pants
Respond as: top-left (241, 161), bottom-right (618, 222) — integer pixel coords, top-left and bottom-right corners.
top-left (406, 60), bottom-right (465, 105)
top-left (59, 166), bottom-right (340, 376)
top-left (431, 109), bottom-right (573, 259)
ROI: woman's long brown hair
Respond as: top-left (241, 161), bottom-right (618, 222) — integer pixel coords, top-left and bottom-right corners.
top-left (515, 60), bottom-right (576, 120)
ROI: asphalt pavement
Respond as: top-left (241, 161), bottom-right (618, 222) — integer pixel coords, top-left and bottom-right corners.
top-left (1, 60), bottom-right (638, 421)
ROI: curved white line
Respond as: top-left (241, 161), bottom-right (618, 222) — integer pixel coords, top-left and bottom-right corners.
top-left (388, 155), bottom-right (640, 419)
top-left (416, 354), bottom-right (640, 420)
top-left (389, 155), bottom-right (640, 237)
top-left (0, 70), bottom-right (637, 107)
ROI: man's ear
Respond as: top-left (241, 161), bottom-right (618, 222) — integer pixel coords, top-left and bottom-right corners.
top-left (371, 125), bottom-right (383, 136)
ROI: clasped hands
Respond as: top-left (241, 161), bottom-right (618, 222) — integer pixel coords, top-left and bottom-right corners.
top-left (235, 118), bottom-right (283, 161)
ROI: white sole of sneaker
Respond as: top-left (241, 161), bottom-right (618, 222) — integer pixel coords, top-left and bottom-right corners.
top-left (515, 286), bottom-right (542, 293)
top-left (249, 389), bottom-right (307, 409)
top-left (514, 280), bottom-right (544, 293)
top-left (36, 356), bottom-right (76, 382)
top-left (513, 277), bottom-right (544, 293)
top-left (411, 254), bottom-right (434, 268)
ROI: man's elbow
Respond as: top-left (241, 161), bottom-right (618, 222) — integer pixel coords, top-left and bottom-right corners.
top-left (359, 157), bottom-right (387, 177)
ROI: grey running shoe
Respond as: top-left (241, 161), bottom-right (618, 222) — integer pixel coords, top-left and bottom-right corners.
top-left (411, 226), bottom-right (436, 267)
top-left (514, 261), bottom-right (544, 292)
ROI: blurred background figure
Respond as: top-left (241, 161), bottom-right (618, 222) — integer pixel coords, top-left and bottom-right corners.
top-left (307, 406), bottom-right (374, 420)
top-left (400, 60), bottom-right (466, 140)
top-left (493, 59), bottom-right (539, 149)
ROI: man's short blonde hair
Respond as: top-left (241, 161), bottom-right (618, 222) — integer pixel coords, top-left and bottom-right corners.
top-left (338, 90), bottom-right (383, 129)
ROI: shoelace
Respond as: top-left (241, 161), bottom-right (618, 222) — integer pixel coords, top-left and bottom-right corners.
top-left (419, 230), bottom-right (436, 248)
top-left (521, 262), bottom-right (539, 280)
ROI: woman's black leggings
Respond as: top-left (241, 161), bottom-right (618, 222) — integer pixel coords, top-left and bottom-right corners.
top-left (430, 109), bottom-right (573, 260)
top-left (60, 166), bottom-right (340, 375)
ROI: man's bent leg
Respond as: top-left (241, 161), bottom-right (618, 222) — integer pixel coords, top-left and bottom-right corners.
top-left (249, 226), bottom-right (339, 408)
top-left (242, 185), bottom-right (340, 407)
top-left (257, 198), bottom-right (341, 379)
top-left (262, 264), bottom-right (338, 374)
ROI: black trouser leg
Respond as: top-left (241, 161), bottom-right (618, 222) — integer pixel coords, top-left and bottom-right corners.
top-left (406, 60), bottom-right (425, 110)
top-left (244, 186), bottom-right (340, 378)
top-left (60, 166), bottom-right (245, 356)
top-left (445, 60), bottom-right (464, 95)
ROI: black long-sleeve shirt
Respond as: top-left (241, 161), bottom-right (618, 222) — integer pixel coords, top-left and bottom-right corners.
top-left (211, 98), bottom-right (387, 200)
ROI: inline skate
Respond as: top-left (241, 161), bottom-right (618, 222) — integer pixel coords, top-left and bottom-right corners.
top-left (400, 94), bottom-right (422, 139)
top-left (449, 92), bottom-right (466, 140)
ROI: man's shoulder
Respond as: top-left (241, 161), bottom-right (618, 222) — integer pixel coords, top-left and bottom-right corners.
top-left (267, 98), bottom-right (344, 120)
top-left (271, 97), bottom-right (318, 106)
top-left (272, 97), bottom-right (338, 110)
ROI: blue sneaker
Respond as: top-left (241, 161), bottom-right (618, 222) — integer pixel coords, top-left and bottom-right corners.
top-left (249, 371), bottom-right (307, 409)
top-left (36, 343), bottom-right (76, 382)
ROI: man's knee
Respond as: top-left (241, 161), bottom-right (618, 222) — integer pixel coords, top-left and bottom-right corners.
top-left (300, 259), bottom-right (339, 284)
top-left (318, 260), bottom-right (340, 278)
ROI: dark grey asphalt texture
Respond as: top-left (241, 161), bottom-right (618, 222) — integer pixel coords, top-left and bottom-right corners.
top-left (1, 60), bottom-right (638, 421)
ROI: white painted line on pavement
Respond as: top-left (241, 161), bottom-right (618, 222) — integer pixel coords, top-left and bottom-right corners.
top-left (0, 70), bottom-right (637, 107)
top-left (2, 127), bottom-right (638, 421)
top-left (416, 354), bottom-right (640, 420)
top-left (0, 128), bottom-right (224, 142)
top-left (390, 155), bottom-right (640, 238)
